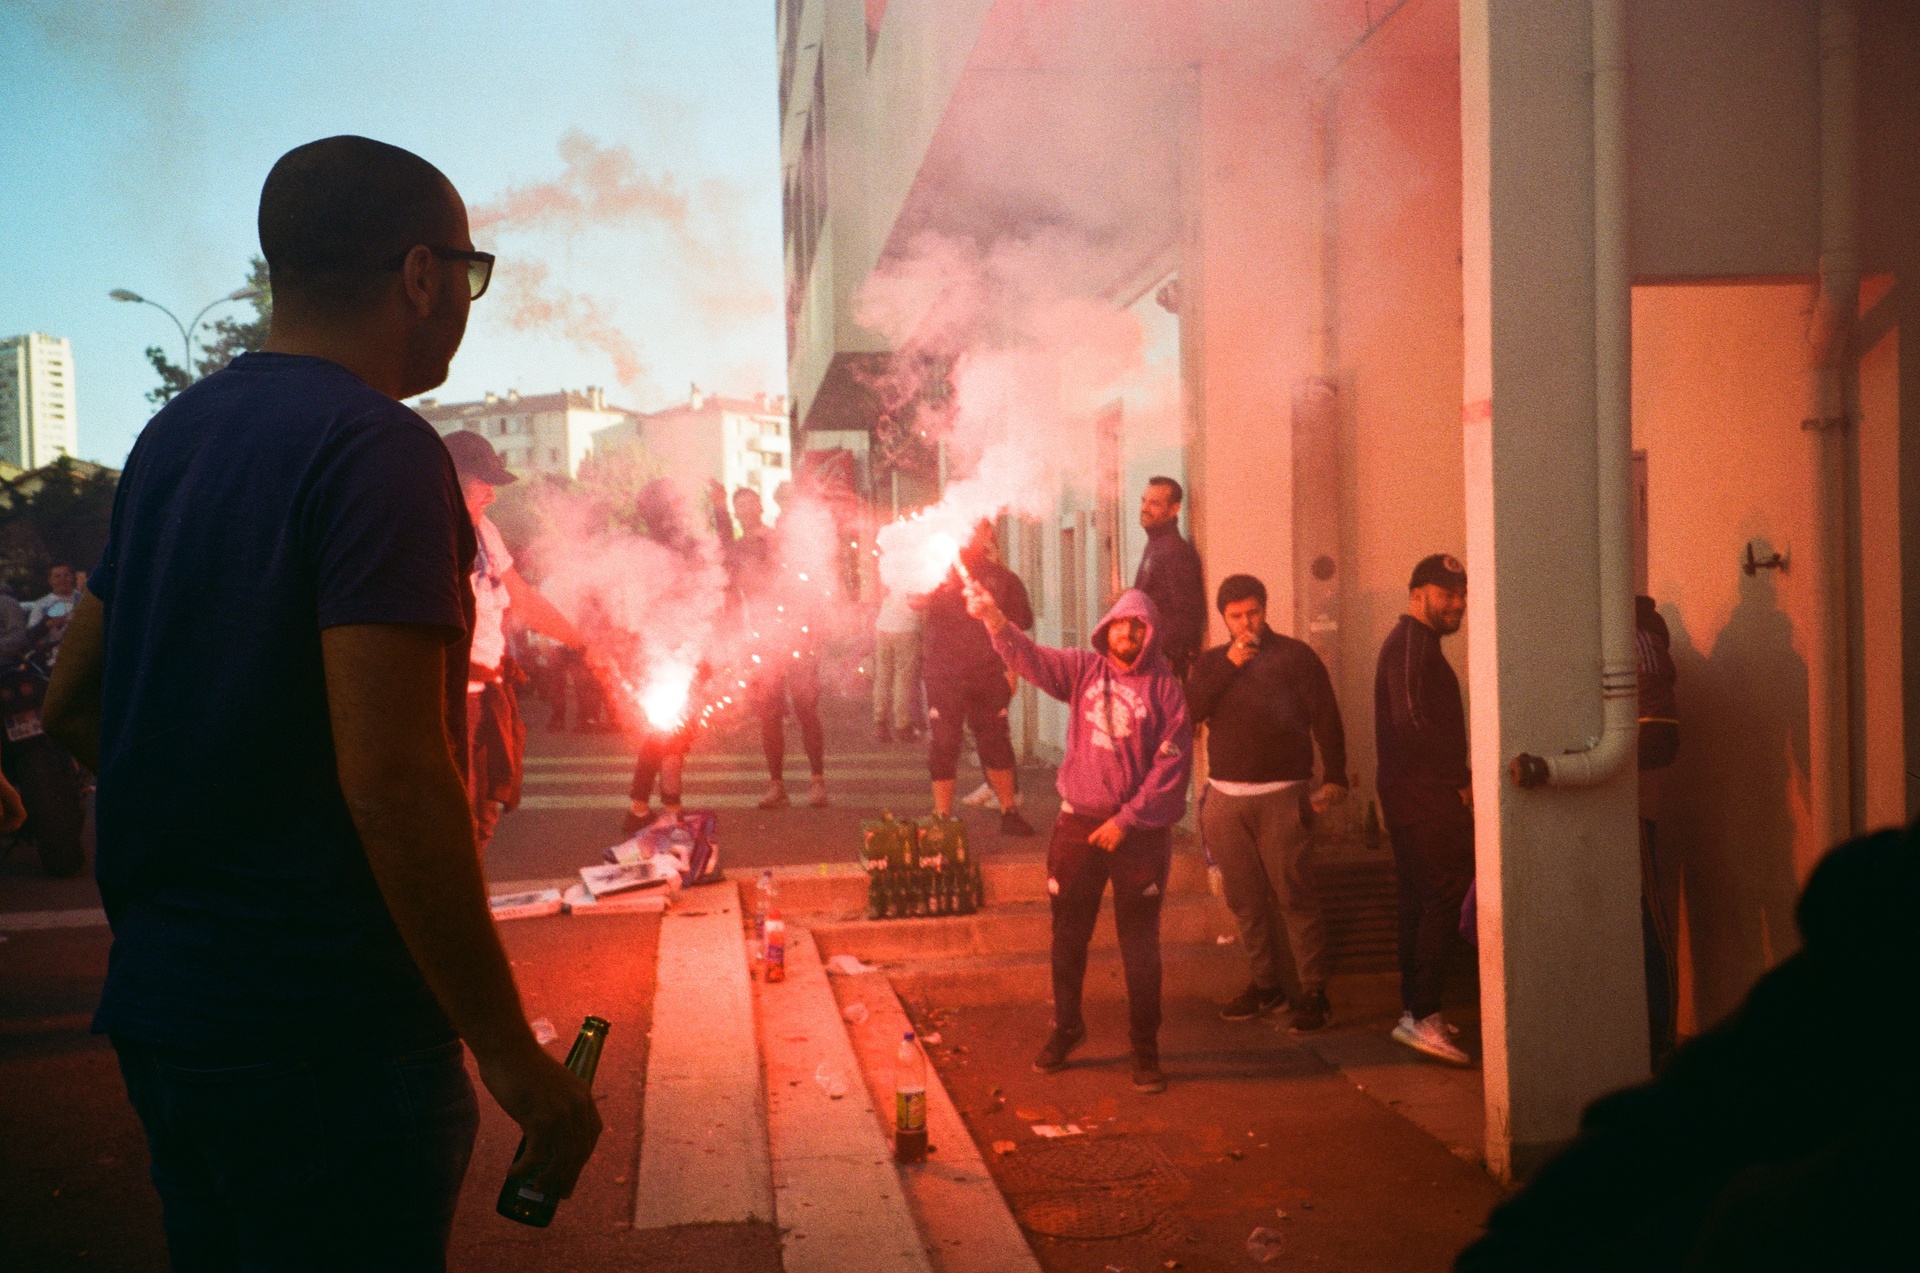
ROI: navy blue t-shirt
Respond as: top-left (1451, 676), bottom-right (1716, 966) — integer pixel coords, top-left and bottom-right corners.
top-left (89, 352), bottom-right (476, 1058)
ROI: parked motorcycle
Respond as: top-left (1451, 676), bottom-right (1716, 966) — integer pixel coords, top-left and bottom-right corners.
top-left (0, 630), bottom-right (87, 877)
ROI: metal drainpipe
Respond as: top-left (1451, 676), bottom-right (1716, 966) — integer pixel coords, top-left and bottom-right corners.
top-left (1512, 0), bottom-right (1638, 790)
top-left (1805, 0), bottom-right (1860, 843)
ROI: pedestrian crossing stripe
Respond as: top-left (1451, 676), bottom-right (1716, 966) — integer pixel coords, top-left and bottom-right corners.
top-left (519, 793), bottom-right (933, 811)
top-left (523, 767), bottom-right (930, 785)
top-left (522, 751), bottom-right (922, 767)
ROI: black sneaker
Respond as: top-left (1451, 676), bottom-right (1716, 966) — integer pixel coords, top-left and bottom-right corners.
top-left (1032, 1025), bottom-right (1085, 1073)
top-left (1000, 808), bottom-right (1036, 837)
top-left (1287, 989), bottom-right (1331, 1033)
top-left (1220, 984), bottom-right (1288, 1021)
top-left (1131, 1045), bottom-right (1167, 1093)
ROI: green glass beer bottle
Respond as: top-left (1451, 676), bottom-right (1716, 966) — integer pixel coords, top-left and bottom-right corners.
top-left (496, 1015), bottom-right (611, 1227)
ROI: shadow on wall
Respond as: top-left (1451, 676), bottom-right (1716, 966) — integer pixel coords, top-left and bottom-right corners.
top-left (1661, 546), bottom-right (1809, 1031)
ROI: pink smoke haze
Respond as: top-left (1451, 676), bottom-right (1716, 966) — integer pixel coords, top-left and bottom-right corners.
top-left (865, 232), bottom-right (1162, 597)
top-left (523, 478), bottom-right (860, 739)
top-left (494, 260), bottom-right (651, 393)
top-left (471, 130), bottom-right (692, 237)
top-left (469, 131), bottom-right (776, 385)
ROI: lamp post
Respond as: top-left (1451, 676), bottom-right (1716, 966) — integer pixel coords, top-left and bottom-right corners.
top-left (109, 286), bottom-right (262, 379)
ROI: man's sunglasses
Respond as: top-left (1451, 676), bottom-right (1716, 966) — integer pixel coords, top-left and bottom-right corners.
top-left (382, 245), bottom-right (496, 300)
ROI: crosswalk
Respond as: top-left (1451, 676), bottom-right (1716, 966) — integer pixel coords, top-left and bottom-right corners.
top-left (518, 749), bottom-right (941, 811)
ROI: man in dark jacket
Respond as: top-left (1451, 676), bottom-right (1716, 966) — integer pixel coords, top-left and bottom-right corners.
top-left (1189, 574), bottom-right (1347, 1031)
top-left (1133, 476), bottom-right (1205, 680)
top-left (967, 585), bottom-right (1193, 1093)
top-left (1375, 553), bottom-right (1474, 1066)
top-left (920, 520), bottom-right (1035, 835)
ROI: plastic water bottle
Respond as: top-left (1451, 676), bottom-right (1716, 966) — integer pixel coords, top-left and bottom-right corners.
top-left (755, 869), bottom-right (776, 947)
top-left (893, 1031), bottom-right (927, 1163)
top-left (763, 906), bottom-right (786, 983)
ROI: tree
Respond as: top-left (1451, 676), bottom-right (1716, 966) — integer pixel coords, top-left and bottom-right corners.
top-left (0, 458), bottom-right (119, 597)
top-left (145, 257), bottom-right (274, 406)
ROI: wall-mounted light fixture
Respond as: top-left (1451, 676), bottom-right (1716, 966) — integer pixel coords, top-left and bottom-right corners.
top-left (1743, 541), bottom-right (1789, 576)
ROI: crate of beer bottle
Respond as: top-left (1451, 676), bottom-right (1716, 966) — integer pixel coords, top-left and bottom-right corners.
top-left (860, 816), bottom-right (982, 921)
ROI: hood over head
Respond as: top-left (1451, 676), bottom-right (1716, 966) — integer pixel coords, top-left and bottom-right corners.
top-left (1091, 588), bottom-right (1165, 671)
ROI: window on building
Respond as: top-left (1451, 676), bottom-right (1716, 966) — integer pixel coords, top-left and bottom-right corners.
top-left (549, 448), bottom-right (561, 464)
top-left (762, 420), bottom-right (781, 437)
top-left (1059, 522), bottom-right (1083, 652)
top-left (766, 452), bottom-right (785, 468)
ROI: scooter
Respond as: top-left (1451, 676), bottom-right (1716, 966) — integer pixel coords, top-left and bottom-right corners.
top-left (0, 630), bottom-right (87, 878)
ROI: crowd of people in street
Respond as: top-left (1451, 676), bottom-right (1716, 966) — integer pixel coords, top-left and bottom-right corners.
top-left (22, 131), bottom-right (1893, 1270)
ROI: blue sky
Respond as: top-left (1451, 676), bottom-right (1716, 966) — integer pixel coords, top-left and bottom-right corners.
top-left (0, 1), bottom-right (785, 468)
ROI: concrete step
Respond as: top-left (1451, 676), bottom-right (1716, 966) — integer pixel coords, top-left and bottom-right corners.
top-left (812, 895), bottom-right (1238, 964)
top-left (729, 850), bottom-right (1215, 923)
top-left (738, 846), bottom-right (1398, 936)
top-left (830, 965), bottom-right (1044, 1273)
top-left (738, 845), bottom-right (1403, 983)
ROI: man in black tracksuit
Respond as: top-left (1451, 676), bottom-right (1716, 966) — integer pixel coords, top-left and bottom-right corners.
top-left (1133, 476), bottom-right (1205, 681)
top-left (920, 520), bottom-right (1036, 835)
top-left (1188, 574), bottom-right (1348, 1031)
top-left (1375, 553), bottom-right (1474, 1066)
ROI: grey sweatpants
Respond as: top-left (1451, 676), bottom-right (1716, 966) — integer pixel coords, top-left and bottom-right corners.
top-left (1201, 784), bottom-right (1328, 994)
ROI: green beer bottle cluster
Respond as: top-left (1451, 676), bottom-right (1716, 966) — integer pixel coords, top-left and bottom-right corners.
top-left (859, 811), bottom-right (985, 920)
top-left (496, 1015), bottom-right (610, 1228)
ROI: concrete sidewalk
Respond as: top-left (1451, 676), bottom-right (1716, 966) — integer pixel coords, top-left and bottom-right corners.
top-left (901, 996), bottom-right (1505, 1272)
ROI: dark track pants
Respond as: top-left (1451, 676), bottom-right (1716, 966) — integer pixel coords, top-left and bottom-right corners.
top-left (1387, 806), bottom-right (1475, 1020)
top-left (754, 658), bottom-right (824, 783)
top-left (115, 1036), bottom-right (477, 1271)
top-left (1047, 812), bottom-right (1171, 1048)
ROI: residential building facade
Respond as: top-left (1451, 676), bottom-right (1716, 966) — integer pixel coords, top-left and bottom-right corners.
top-left (593, 388), bottom-right (793, 517)
top-left (780, 0), bottom-right (1920, 1179)
top-left (0, 333), bottom-right (78, 469)
top-left (413, 386), bottom-right (634, 480)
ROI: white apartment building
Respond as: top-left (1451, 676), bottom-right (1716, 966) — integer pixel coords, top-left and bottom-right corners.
top-left (592, 388), bottom-right (793, 518)
top-left (0, 333), bottom-right (78, 469)
top-left (413, 387), bottom-right (634, 480)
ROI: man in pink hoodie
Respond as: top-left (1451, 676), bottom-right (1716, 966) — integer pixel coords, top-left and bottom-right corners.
top-left (965, 584), bottom-right (1194, 1092)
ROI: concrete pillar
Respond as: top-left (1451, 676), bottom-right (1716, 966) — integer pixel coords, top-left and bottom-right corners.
top-left (1185, 48), bottom-right (1321, 647)
top-left (1459, 0), bottom-right (1650, 1182)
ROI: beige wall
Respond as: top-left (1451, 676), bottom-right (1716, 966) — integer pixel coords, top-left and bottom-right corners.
top-left (1185, 51), bottom-right (1319, 650)
top-left (1325, 0), bottom-right (1466, 808)
top-left (1631, 282), bottom-right (1827, 1031)
top-left (1857, 300), bottom-right (1905, 830)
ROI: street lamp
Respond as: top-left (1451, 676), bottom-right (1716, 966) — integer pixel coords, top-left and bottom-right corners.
top-left (110, 285), bottom-right (263, 378)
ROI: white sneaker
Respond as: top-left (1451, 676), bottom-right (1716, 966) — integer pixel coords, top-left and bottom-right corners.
top-left (1391, 1011), bottom-right (1472, 1067)
top-left (961, 782), bottom-right (998, 808)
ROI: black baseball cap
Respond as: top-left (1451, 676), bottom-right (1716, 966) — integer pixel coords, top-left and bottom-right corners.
top-left (443, 429), bottom-right (517, 486)
top-left (1409, 553), bottom-right (1467, 592)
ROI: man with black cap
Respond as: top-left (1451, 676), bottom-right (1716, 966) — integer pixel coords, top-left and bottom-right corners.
top-left (445, 429), bottom-right (585, 852)
top-left (1374, 552), bottom-right (1474, 1066)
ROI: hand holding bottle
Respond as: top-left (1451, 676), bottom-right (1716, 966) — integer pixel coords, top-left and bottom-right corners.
top-left (479, 1028), bottom-right (604, 1202)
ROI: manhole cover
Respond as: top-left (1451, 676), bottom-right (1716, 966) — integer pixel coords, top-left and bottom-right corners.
top-left (1029, 1138), bottom-right (1165, 1185)
top-left (996, 1138), bottom-right (1192, 1241)
top-left (1014, 1189), bottom-right (1164, 1240)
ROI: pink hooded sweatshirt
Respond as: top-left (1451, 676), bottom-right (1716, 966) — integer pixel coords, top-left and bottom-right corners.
top-left (990, 588), bottom-right (1193, 831)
